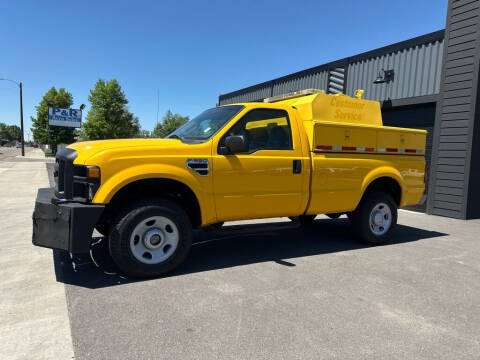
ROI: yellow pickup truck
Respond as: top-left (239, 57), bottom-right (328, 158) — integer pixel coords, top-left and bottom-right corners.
top-left (32, 89), bottom-right (426, 277)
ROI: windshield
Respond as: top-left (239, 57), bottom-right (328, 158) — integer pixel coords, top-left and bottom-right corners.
top-left (168, 105), bottom-right (244, 141)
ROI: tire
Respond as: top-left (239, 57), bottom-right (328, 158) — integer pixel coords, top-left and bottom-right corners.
top-left (350, 191), bottom-right (397, 245)
top-left (289, 215), bottom-right (316, 225)
top-left (108, 198), bottom-right (192, 278)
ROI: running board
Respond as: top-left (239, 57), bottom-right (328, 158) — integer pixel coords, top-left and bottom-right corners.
top-left (204, 221), bottom-right (301, 236)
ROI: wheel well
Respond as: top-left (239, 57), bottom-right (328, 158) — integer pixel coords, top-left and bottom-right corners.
top-left (101, 178), bottom-right (202, 228)
top-left (363, 177), bottom-right (402, 206)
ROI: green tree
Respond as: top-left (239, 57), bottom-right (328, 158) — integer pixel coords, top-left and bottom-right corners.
top-left (81, 79), bottom-right (140, 140)
top-left (5, 124), bottom-right (21, 141)
top-left (152, 110), bottom-right (189, 138)
top-left (0, 123), bottom-right (17, 140)
top-left (30, 87), bottom-right (75, 145)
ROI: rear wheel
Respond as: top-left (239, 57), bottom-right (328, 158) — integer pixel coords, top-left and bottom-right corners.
top-left (109, 198), bottom-right (192, 278)
top-left (350, 191), bottom-right (397, 245)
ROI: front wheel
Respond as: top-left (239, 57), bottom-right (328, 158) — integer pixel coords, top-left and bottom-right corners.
top-left (350, 191), bottom-right (397, 245)
top-left (109, 199), bottom-right (192, 278)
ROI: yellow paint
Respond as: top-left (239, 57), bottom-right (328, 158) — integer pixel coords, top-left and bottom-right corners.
top-left (68, 91), bottom-right (426, 226)
top-left (279, 92), bottom-right (383, 126)
top-left (312, 121), bottom-right (426, 153)
top-left (245, 117), bottom-right (287, 129)
top-left (354, 89), bottom-right (364, 99)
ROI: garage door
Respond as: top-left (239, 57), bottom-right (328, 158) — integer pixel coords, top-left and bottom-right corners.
top-left (381, 103), bottom-right (436, 212)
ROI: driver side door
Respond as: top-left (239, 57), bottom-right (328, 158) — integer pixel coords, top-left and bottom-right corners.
top-left (212, 108), bottom-right (308, 221)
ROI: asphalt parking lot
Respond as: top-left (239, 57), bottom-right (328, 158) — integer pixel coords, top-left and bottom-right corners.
top-left (2, 148), bottom-right (480, 359)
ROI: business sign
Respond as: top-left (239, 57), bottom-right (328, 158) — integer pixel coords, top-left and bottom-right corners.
top-left (48, 107), bottom-right (82, 128)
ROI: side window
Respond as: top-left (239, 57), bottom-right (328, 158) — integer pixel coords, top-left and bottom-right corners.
top-left (222, 109), bottom-right (293, 152)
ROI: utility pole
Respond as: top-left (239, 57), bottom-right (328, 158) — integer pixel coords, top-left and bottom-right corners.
top-left (19, 82), bottom-right (24, 156)
top-left (156, 89), bottom-right (159, 126)
top-left (0, 78), bottom-right (25, 156)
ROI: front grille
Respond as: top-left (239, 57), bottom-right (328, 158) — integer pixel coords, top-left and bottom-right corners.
top-left (55, 159), bottom-right (64, 192)
top-left (54, 148), bottom-right (78, 199)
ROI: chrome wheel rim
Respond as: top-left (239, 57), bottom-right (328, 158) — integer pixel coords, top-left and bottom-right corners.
top-left (129, 216), bottom-right (179, 264)
top-left (369, 202), bottom-right (392, 236)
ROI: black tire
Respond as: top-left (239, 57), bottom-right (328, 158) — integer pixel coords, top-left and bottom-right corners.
top-left (350, 191), bottom-right (397, 245)
top-left (108, 198), bottom-right (192, 278)
top-left (289, 215), bottom-right (316, 225)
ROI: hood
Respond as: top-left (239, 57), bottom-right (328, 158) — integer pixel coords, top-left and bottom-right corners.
top-left (68, 138), bottom-right (186, 164)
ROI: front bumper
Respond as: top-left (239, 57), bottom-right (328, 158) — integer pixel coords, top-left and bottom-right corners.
top-left (32, 188), bottom-right (104, 253)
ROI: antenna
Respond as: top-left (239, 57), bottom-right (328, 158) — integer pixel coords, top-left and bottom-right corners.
top-left (156, 89), bottom-right (159, 125)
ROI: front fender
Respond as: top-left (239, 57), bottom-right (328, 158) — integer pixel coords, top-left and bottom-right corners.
top-left (92, 163), bottom-right (212, 222)
top-left (360, 166), bottom-right (407, 207)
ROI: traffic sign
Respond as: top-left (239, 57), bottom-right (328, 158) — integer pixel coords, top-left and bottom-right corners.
top-left (48, 107), bottom-right (82, 128)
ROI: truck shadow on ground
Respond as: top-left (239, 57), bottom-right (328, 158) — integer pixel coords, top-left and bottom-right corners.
top-left (53, 218), bottom-right (447, 289)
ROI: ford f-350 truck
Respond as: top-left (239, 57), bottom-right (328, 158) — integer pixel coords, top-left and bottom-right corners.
top-left (32, 89), bottom-right (426, 277)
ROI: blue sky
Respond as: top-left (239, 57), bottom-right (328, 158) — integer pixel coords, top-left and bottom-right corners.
top-left (1, 0), bottom-right (447, 139)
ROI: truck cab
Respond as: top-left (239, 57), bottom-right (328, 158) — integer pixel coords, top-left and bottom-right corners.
top-left (33, 89), bottom-right (426, 277)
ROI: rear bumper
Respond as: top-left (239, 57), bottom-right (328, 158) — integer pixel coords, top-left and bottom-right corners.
top-left (32, 188), bottom-right (104, 253)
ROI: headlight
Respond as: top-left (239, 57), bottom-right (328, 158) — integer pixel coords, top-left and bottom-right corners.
top-left (73, 165), bottom-right (101, 202)
top-left (88, 184), bottom-right (94, 201)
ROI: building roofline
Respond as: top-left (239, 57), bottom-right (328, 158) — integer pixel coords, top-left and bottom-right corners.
top-left (219, 29), bottom-right (445, 102)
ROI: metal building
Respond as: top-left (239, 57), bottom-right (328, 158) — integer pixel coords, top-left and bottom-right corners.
top-left (218, 0), bottom-right (480, 220)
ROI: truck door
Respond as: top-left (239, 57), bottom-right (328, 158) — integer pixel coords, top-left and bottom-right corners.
top-left (212, 108), bottom-right (308, 221)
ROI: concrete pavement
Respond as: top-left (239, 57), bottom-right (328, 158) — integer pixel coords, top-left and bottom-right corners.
top-left (0, 148), bottom-right (73, 360)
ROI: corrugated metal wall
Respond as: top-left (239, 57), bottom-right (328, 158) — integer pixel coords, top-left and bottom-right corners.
top-left (346, 39), bottom-right (444, 101)
top-left (219, 70), bottom-right (329, 105)
top-left (219, 84), bottom-right (271, 105)
top-left (327, 67), bottom-right (345, 94)
top-left (219, 31), bottom-right (445, 105)
top-left (427, 0), bottom-right (480, 219)
top-left (272, 70), bottom-right (328, 96)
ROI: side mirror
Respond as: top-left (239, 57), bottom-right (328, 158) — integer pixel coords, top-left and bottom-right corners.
top-left (223, 135), bottom-right (249, 154)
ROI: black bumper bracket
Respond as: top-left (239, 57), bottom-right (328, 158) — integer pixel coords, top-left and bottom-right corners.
top-left (32, 188), bottom-right (104, 253)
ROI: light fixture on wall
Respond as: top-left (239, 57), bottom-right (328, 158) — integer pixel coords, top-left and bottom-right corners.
top-left (373, 69), bottom-right (395, 84)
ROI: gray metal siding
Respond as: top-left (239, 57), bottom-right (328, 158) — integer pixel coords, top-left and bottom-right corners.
top-left (272, 70), bottom-right (328, 96)
top-left (219, 85), bottom-right (271, 105)
top-left (427, 0), bottom-right (480, 219)
top-left (219, 31), bottom-right (445, 106)
top-left (219, 70), bottom-right (330, 105)
top-left (345, 40), bottom-right (444, 101)
top-left (327, 68), bottom-right (345, 94)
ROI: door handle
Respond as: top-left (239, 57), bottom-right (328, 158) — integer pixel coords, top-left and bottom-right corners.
top-left (293, 160), bottom-right (302, 174)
